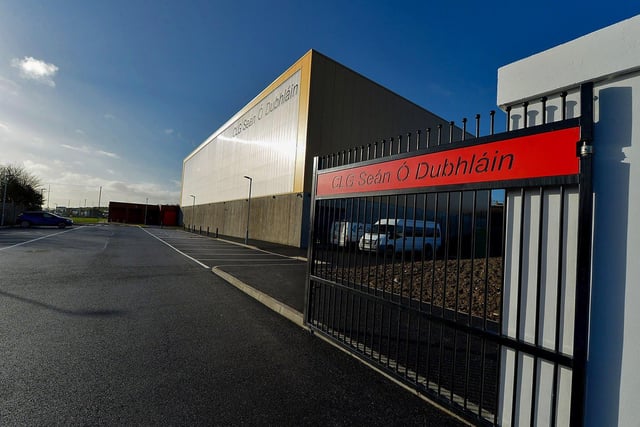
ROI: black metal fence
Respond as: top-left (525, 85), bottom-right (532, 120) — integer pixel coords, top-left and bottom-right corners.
top-left (305, 84), bottom-right (593, 426)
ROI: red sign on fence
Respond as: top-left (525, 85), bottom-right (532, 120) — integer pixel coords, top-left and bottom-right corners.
top-left (316, 126), bottom-right (580, 197)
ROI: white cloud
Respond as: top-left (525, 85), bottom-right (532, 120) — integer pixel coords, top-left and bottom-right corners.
top-left (61, 143), bottom-right (120, 159)
top-left (47, 172), bottom-right (180, 205)
top-left (61, 143), bottom-right (91, 153)
top-left (22, 159), bottom-right (51, 173)
top-left (10, 56), bottom-right (59, 87)
top-left (0, 79), bottom-right (180, 207)
top-left (164, 129), bottom-right (174, 135)
top-left (97, 150), bottom-right (120, 159)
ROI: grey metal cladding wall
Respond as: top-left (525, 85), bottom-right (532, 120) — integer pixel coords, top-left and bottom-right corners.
top-left (303, 51), bottom-right (454, 192)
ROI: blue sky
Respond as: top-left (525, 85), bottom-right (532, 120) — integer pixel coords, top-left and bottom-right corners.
top-left (0, 1), bottom-right (638, 208)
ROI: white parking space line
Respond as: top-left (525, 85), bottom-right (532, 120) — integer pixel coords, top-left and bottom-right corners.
top-left (140, 227), bottom-right (210, 269)
top-left (183, 253), bottom-right (288, 259)
top-left (182, 251), bottom-right (276, 256)
top-left (0, 227), bottom-right (83, 251)
top-left (177, 248), bottom-right (249, 252)
top-left (214, 261), bottom-right (304, 267)
top-left (161, 245), bottom-right (234, 249)
top-left (0, 239), bottom-right (30, 244)
top-left (143, 228), bottom-right (305, 266)
top-left (192, 253), bottom-right (284, 257)
top-left (198, 258), bottom-right (302, 262)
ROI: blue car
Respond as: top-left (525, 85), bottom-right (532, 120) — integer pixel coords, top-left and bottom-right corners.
top-left (17, 211), bottom-right (74, 228)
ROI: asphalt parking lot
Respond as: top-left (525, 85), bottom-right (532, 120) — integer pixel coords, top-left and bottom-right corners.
top-left (0, 224), bottom-right (466, 426)
top-left (143, 228), bottom-right (309, 314)
top-left (143, 227), bottom-right (306, 269)
top-left (0, 225), bottom-right (83, 250)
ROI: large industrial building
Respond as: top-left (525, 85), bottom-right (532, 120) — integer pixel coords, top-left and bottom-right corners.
top-left (181, 50), bottom-right (453, 248)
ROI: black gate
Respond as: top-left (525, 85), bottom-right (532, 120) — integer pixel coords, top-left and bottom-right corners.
top-left (305, 84), bottom-right (593, 426)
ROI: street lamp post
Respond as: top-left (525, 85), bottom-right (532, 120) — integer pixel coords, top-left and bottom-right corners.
top-left (1, 174), bottom-right (11, 227)
top-left (144, 197), bottom-right (148, 225)
top-left (243, 176), bottom-right (252, 245)
top-left (189, 194), bottom-right (196, 230)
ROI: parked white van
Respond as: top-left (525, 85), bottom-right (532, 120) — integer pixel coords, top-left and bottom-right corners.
top-left (358, 218), bottom-right (442, 258)
top-left (330, 221), bottom-right (370, 247)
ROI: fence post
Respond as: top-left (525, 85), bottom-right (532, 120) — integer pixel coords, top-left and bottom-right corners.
top-left (570, 82), bottom-right (594, 427)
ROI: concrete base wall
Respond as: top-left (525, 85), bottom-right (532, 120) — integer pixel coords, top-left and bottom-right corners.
top-left (184, 192), bottom-right (308, 248)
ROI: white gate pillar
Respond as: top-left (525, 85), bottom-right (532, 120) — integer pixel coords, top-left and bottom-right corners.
top-left (498, 15), bottom-right (640, 426)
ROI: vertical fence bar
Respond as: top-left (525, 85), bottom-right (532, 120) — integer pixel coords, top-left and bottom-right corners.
top-left (511, 187), bottom-right (527, 425)
top-left (399, 194), bottom-right (409, 302)
top-left (451, 192), bottom-right (464, 402)
top-left (496, 180), bottom-right (508, 427)
top-left (374, 197), bottom-right (384, 296)
top-left (462, 118), bottom-right (468, 141)
top-left (396, 186), bottom-right (406, 366)
top-left (468, 191), bottom-right (478, 327)
top-left (382, 195), bottom-right (392, 365)
top-left (329, 199), bottom-right (338, 283)
top-left (418, 193), bottom-right (429, 306)
top-left (483, 192), bottom-right (492, 330)
top-left (431, 193), bottom-right (440, 316)
top-left (305, 157), bottom-right (319, 326)
top-left (479, 190), bottom-right (492, 419)
top-left (531, 186), bottom-right (545, 425)
top-left (354, 198), bottom-right (364, 346)
top-left (570, 82), bottom-right (594, 427)
top-left (490, 110), bottom-right (495, 135)
top-left (551, 185), bottom-right (566, 426)
top-left (408, 194), bottom-right (418, 306)
top-left (368, 197), bottom-right (377, 295)
top-left (345, 197), bottom-right (354, 286)
top-left (391, 195), bottom-right (400, 301)
top-left (437, 192), bottom-right (451, 396)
